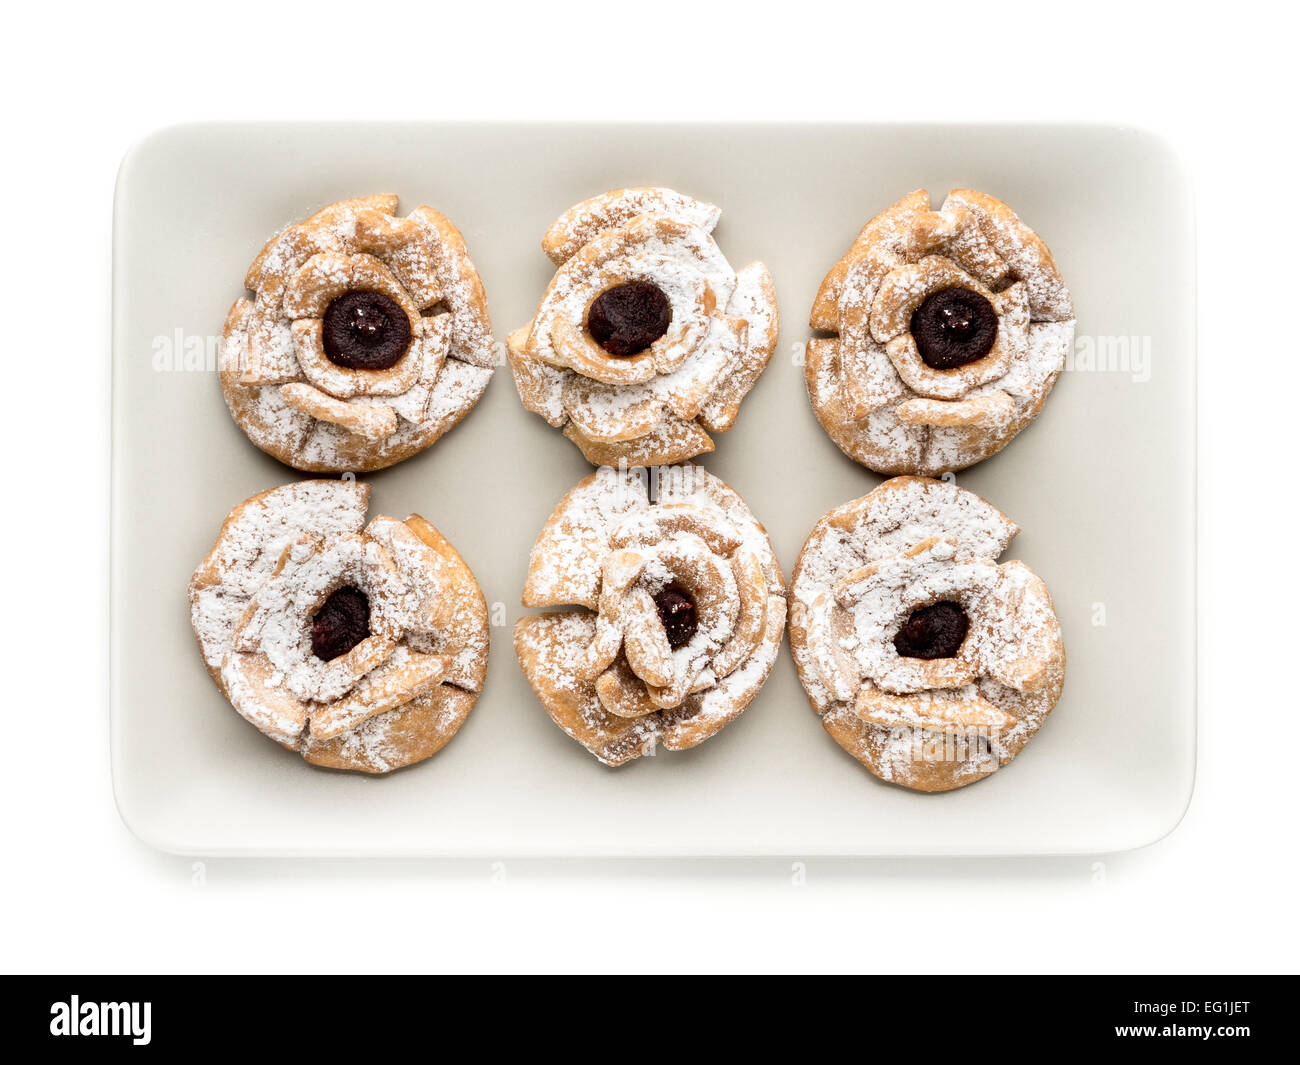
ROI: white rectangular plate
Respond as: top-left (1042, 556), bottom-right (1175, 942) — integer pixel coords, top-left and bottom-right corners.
top-left (112, 123), bottom-right (1195, 856)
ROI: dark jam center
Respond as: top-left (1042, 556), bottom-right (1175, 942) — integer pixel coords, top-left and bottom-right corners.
top-left (892, 601), bottom-right (969, 660)
top-left (909, 286), bottom-right (998, 370)
top-left (587, 281), bottom-right (672, 357)
top-left (654, 584), bottom-right (698, 650)
top-left (311, 585), bottom-right (371, 661)
top-left (321, 291), bottom-right (412, 370)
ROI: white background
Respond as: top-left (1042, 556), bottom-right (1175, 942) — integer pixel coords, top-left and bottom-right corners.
top-left (2, 0), bottom-right (1294, 973)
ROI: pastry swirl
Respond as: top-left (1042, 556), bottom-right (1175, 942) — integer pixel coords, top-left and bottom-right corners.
top-left (789, 477), bottom-right (1065, 791)
top-left (221, 195), bottom-right (496, 472)
top-left (509, 187), bottom-right (779, 466)
top-left (189, 480), bottom-right (488, 773)
top-left (807, 188), bottom-right (1075, 475)
top-left (515, 464), bottom-right (786, 766)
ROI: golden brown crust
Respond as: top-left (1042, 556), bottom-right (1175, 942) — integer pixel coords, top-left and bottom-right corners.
top-left (188, 480), bottom-right (488, 774)
top-left (511, 188), bottom-right (778, 467)
top-left (403, 513), bottom-right (490, 693)
top-left (788, 477), bottom-right (1063, 792)
top-left (541, 187), bottom-right (723, 266)
top-left (515, 613), bottom-right (655, 767)
top-left (221, 196), bottom-right (495, 473)
top-left (301, 684), bottom-right (478, 774)
top-left (806, 188), bottom-right (1075, 476)
top-left (515, 464), bottom-right (785, 765)
top-left (562, 417), bottom-right (714, 467)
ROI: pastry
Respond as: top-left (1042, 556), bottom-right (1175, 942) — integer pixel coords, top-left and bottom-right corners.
top-left (508, 187), bottom-right (779, 466)
top-left (788, 477), bottom-right (1064, 791)
top-left (189, 479), bottom-right (489, 773)
top-left (806, 188), bottom-right (1075, 475)
top-left (221, 195), bottom-right (496, 472)
top-left (515, 463), bottom-right (786, 765)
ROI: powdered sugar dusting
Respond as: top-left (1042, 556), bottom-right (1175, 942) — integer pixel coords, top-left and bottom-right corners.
top-left (808, 188), bottom-right (1075, 475)
top-left (516, 464), bottom-right (786, 766)
top-left (790, 478), bottom-right (1064, 791)
top-left (189, 481), bottom-right (488, 773)
top-left (190, 481), bottom-right (369, 672)
top-left (512, 188), bottom-right (779, 464)
top-left (222, 197), bottom-right (495, 472)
